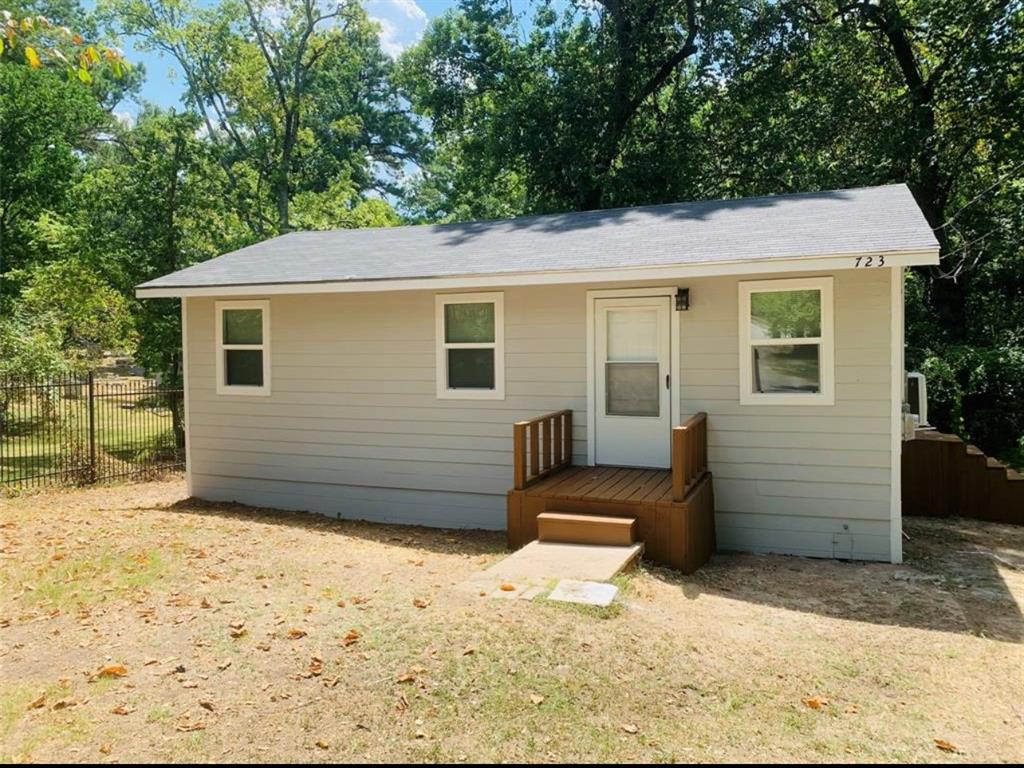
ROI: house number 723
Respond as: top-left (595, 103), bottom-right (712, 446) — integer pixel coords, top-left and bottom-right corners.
top-left (854, 255), bottom-right (886, 268)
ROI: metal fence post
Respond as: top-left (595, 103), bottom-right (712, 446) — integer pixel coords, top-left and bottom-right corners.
top-left (88, 371), bottom-right (96, 483)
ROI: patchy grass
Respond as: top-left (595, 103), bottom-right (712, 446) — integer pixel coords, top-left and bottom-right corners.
top-left (4, 547), bottom-right (169, 611)
top-left (1, 479), bottom-right (1022, 763)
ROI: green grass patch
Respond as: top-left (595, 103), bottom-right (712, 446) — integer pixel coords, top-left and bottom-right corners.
top-left (4, 547), bottom-right (169, 610)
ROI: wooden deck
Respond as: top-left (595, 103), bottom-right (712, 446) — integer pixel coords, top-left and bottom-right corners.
top-left (523, 465), bottom-right (675, 506)
top-left (506, 411), bottom-right (716, 574)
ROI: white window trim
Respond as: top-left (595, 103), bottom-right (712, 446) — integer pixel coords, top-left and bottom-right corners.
top-left (435, 292), bottom-right (505, 400)
top-left (215, 299), bottom-right (271, 397)
top-left (738, 276), bottom-right (834, 406)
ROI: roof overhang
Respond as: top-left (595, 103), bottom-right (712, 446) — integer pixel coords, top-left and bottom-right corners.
top-left (136, 247), bottom-right (939, 299)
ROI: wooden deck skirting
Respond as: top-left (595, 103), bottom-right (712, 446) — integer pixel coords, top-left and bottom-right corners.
top-left (507, 412), bottom-right (716, 574)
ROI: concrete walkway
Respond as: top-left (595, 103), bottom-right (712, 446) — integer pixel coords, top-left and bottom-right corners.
top-left (459, 541), bottom-right (643, 601)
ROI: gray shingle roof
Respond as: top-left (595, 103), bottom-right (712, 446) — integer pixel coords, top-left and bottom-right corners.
top-left (137, 184), bottom-right (937, 292)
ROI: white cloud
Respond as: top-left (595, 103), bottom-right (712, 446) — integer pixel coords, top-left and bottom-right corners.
top-left (113, 109), bottom-right (136, 128)
top-left (390, 0), bottom-right (427, 22)
top-left (366, 0), bottom-right (429, 58)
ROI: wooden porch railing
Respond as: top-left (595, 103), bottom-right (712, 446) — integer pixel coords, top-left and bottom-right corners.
top-left (513, 409), bottom-right (573, 490)
top-left (672, 412), bottom-right (708, 501)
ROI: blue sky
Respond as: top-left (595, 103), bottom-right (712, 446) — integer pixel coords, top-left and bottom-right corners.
top-left (90, 1), bottom-right (466, 117)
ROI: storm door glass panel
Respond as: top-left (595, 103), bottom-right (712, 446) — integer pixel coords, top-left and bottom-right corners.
top-left (605, 308), bottom-right (660, 417)
top-left (605, 362), bottom-right (660, 416)
top-left (607, 308), bottom-right (658, 360)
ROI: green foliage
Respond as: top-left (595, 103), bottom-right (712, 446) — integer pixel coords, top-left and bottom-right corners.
top-left (0, 62), bottom-right (110, 302)
top-left (291, 178), bottom-right (401, 231)
top-left (102, 0), bottom-right (423, 233)
top-left (1, 0), bottom-right (1021, 463)
top-left (14, 258), bottom-right (136, 368)
top-left (0, 314), bottom-right (69, 381)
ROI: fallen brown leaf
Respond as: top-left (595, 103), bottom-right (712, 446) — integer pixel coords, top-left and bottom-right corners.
top-left (802, 696), bottom-right (829, 710)
top-left (111, 704), bottom-right (136, 715)
top-left (412, 597), bottom-right (431, 609)
top-left (27, 693), bottom-right (46, 710)
top-left (396, 673), bottom-right (416, 684)
top-left (92, 665), bottom-right (128, 681)
top-left (288, 628), bottom-right (307, 639)
top-left (934, 739), bottom-right (960, 754)
top-left (341, 629), bottom-right (361, 647)
top-left (499, 584), bottom-right (516, 592)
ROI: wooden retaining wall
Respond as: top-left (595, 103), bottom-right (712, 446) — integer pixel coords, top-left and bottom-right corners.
top-left (902, 431), bottom-right (1024, 524)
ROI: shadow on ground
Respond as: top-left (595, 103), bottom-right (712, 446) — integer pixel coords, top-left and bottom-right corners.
top-left (159, 495), bottom-right (1023, 643)
top-left (163, 495), bottom-right (505, 559)
top-left (651, 516), bottom-right (1024, 643)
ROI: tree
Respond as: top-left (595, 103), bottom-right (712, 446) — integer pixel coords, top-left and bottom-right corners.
top-left (42, 108), bottom-right (251, 378)
top-left (398, 0), bottom-right (713, 215)
top-left (0, 63), bottom-right (111, 308)
top-left (105, 0), bottom-right (421, 234)
top-left (3, 257), bottom-right (135, 370)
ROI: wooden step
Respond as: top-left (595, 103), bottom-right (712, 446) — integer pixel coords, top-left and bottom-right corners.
top-left (537, 512), bottom-right (636, 547)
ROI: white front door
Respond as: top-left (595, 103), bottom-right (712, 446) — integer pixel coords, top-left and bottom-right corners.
top-left (594, 296), bottom-right (673, 468)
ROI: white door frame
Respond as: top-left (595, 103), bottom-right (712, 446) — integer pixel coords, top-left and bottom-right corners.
top-left (586, 286), bottom-right (681, 466)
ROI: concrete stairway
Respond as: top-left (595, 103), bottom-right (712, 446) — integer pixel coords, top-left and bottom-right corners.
top-left (903, 430), bottom-right (1024, 524)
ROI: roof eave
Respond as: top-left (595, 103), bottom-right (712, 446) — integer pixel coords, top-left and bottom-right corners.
top-left (135, 247), bottom-right (940, 299)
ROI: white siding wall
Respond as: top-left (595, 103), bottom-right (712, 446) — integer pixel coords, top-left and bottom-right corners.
top-left (185, 268), bottom-right (895, 560)
top-left (679, 269), bottom-right (894, 561)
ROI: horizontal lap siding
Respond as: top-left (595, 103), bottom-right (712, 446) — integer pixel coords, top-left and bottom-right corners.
top-left (186, 287), bottom-right (590, 530)
top-left (185, 269), bottom-right (894, 558)
top-left (680, 270), bottom-right (893, 561)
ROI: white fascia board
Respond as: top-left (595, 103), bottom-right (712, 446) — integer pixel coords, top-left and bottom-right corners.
top-left (136, 248), bottom-right (939, 299)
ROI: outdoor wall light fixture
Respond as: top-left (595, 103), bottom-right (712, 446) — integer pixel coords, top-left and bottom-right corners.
top-left (675, 288), bottom-right (690, 310)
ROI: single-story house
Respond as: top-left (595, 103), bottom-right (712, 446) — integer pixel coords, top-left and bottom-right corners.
top-left (137, 183), bottom-right (939, 569)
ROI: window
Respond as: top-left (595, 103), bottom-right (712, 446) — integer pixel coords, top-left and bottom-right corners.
top-left (216, 300), bottom-right (270, 396)
top-left (435, 292), bottom-right (504, 399)
top-left (739, 277), bottom-right (834, 405)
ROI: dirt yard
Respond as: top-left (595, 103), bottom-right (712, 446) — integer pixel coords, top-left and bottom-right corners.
top-left (1, 479), bottom-right (1021, 763)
